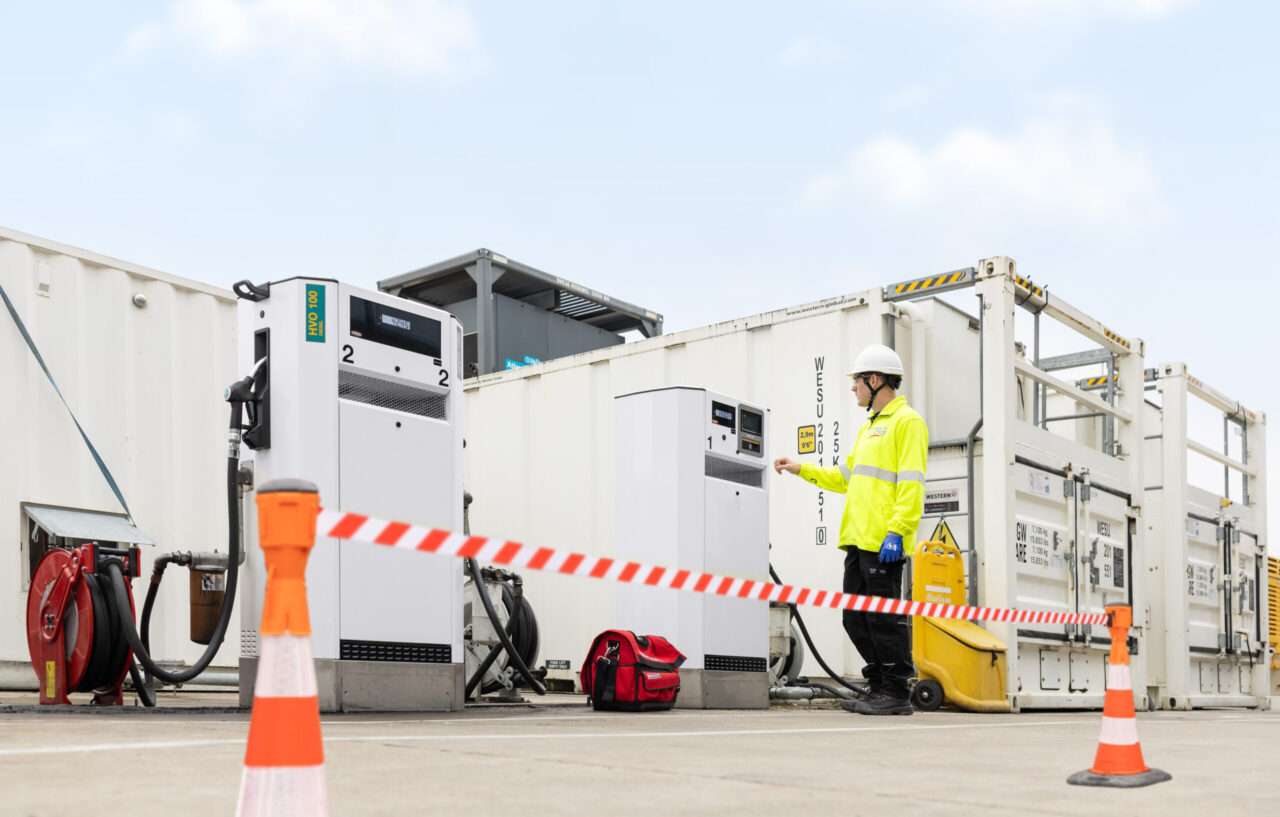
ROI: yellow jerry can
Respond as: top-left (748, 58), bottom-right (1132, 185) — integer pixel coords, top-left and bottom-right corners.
top-left (911, 539), bottom-right (1011, 712)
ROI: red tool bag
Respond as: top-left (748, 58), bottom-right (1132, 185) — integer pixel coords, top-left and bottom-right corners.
top-left (581, 629), bottom-right (685, 711)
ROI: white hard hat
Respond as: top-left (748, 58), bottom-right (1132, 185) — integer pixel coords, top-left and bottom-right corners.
top-left (847, 344), bottom-right (904, 377)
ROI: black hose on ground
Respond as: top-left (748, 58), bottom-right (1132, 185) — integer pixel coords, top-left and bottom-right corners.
top-left (106, 400), bottom-right (244, 686)
top-left (769, 562), bottom-right (868, 699)
top-left (127, 660), bottom-right (155, 707)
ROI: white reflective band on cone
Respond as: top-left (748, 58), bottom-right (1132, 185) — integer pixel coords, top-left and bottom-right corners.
top-left (255, 635), bottom-right (320, 698)
top-left (237, 767), bottom-right (329, 817)
top-left (1106, 665), bottom-right (1132, 691)
top-left (1097, 716), bottom-right (1140, 746)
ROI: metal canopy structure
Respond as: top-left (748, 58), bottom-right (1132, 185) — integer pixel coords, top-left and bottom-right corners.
top-left (379, 249), bottom-right (663, 376)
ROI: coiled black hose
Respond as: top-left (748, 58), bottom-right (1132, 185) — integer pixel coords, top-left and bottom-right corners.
top-left (465, 581), bottom-right (538, 698)
top-left (465, 557), bottom-right (546, 697)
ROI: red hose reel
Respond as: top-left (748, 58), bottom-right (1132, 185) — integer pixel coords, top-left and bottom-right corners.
top-left (26, 544), bottom-right (141, 705)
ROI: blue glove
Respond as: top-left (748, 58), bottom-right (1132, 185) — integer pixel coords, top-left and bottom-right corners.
top-left (878, 533), bottom-right (904, 564)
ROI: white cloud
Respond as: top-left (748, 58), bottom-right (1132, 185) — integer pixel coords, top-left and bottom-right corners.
top-left (777, 34), bottom-right (848, 69)
top-left (127, 0), bottom-right (485, 79)
top-left (803, 101), bottom-right (1160, 225)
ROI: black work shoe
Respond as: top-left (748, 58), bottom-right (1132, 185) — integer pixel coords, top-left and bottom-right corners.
top-left (839, 697), bottom-right (865, 713)
top-left (854, 693), bottom-right (913, 716)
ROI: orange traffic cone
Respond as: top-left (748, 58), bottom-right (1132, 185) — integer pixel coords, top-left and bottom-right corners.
top-left (237, 480), bottom-right (329, 816)
top-left (1067, 605), bottom-right (1170, 788)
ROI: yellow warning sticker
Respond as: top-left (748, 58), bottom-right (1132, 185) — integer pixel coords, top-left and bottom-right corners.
top-left (46, 660), bottom-right (56, 699)
top-left (929, 520), bottom-right (957, 548)
top-left (797, 425), bottom-right (816, 454)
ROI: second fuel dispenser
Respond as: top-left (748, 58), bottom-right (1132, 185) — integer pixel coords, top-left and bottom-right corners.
top-left (235, 278), bottom-right (465, 712)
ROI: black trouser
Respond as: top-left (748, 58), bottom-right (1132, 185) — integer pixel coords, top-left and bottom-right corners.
top-left (842, 547), bottom-right (913, 699)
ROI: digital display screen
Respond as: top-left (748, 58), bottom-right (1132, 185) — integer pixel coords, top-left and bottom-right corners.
top-left (740, 408), bottom-right (762, 437)
top-left (711, 401), bottom-right (736, 431)
top-left (348, 296), bottom-right (441, 359)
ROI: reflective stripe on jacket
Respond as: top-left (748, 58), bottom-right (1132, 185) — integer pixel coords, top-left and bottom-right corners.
top-left (798, 396), bottom-right (928, 555)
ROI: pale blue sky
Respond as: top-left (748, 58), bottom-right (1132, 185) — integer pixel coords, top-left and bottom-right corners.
top-left (2, 1), bottom-right (1276, 546)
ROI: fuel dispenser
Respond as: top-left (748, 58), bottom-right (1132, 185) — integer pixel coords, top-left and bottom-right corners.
top-left (234, 278), bottom-right (466, 712)
top-left (615, 387), bottom-right (770, 708)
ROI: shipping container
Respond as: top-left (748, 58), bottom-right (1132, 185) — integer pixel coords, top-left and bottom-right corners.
top-left (1142, 363), bottom-right (1270, 708)
top-left (0, 227), bottom-right (239, 688)
top-left (461, 257), bottom-right (1151, 710)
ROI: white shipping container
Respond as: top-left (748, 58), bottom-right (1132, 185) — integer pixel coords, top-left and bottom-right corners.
top-left (1143, 363), bottom-right (1269, 709)
top-left (0, 227), bottom-right (239, 688)
top-left (463, 257), bottom-right (1151, 710)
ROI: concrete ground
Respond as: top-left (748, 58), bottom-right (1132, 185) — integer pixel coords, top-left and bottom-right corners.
top-left (1, 690), bottom-right (1277, 817)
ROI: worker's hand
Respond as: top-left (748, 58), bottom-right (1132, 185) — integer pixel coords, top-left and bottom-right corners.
top-left (878, 533), bottom-right (904, 564)
top-left (772, 457), bottom-right (801, 476)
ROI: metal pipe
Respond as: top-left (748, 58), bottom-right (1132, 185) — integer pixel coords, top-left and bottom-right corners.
top-left (1033, 310), bottom-right (1040, 427)
top-left (1224, 416), bottom-right (1231, 500)
top-left (965, 292), bottom-right (984, 608)
top-left (1105, 353), bottom-right (1116, 455)
top-left (1043, 412), bottom-right (1108, 423)
top-left (769, 685), bottom-right (847, 700)
top-left (896, 300), bottom-right (929, 423)
top-left (182, 671), bottom-right (240, 687)
top-left (1241, 418), bottom-right (1250, 505)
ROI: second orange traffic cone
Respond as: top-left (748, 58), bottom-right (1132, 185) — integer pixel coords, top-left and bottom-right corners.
top-left (237, 479), bottom-right (329, 816)
top-left (1067, 605), bottom-right (1170, 788)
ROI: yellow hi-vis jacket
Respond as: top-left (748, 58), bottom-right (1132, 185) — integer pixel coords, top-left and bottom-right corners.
top-left (799, 396), bottom-right (929, 555)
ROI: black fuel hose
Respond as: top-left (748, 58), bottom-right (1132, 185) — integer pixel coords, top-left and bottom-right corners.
top-left (502, 579), bottom-right (540, 673)
top-left (465, 557), bottom-right (545, 696)
top-left (126, 553), bottom-right (180, 706)
top-left (770, 562), bottom-right (867, 699)
top-left (106, 399), bottom-right (243, 686)
top-left (128, 660), bottom-right (155, 707)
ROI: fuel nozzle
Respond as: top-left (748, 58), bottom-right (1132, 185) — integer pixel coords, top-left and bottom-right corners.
top-left (225, 354), bottom-right (270, 451)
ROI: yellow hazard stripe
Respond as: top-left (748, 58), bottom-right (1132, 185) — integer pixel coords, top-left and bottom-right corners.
top-left (1102, 328), bottom-right (1131, 350)
top-left (1013, 275), bottom-right (1044, 297)
top-left (892, 271), bottom-right (967, 296)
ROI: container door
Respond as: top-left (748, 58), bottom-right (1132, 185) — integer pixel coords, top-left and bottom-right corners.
top-left (1012, 461), bottom-right (1074, 636)
top-left (1227, 526), bottom-right (1262, 657)
top-left (1184, 514), bottom-right (1223, 654)
top-left (1075, 481), bottom-right (1133, 634)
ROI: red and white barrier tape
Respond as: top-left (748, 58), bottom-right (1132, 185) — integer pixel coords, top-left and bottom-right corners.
top-left (315, 508), bottom-right (1110, 627)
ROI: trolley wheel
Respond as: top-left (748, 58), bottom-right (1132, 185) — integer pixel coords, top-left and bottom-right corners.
top-left (911, 679), bottom-right (944, 712)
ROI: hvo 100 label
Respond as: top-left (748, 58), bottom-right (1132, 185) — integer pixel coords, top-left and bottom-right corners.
top-left (306, 284), bottom-right (326, 343)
